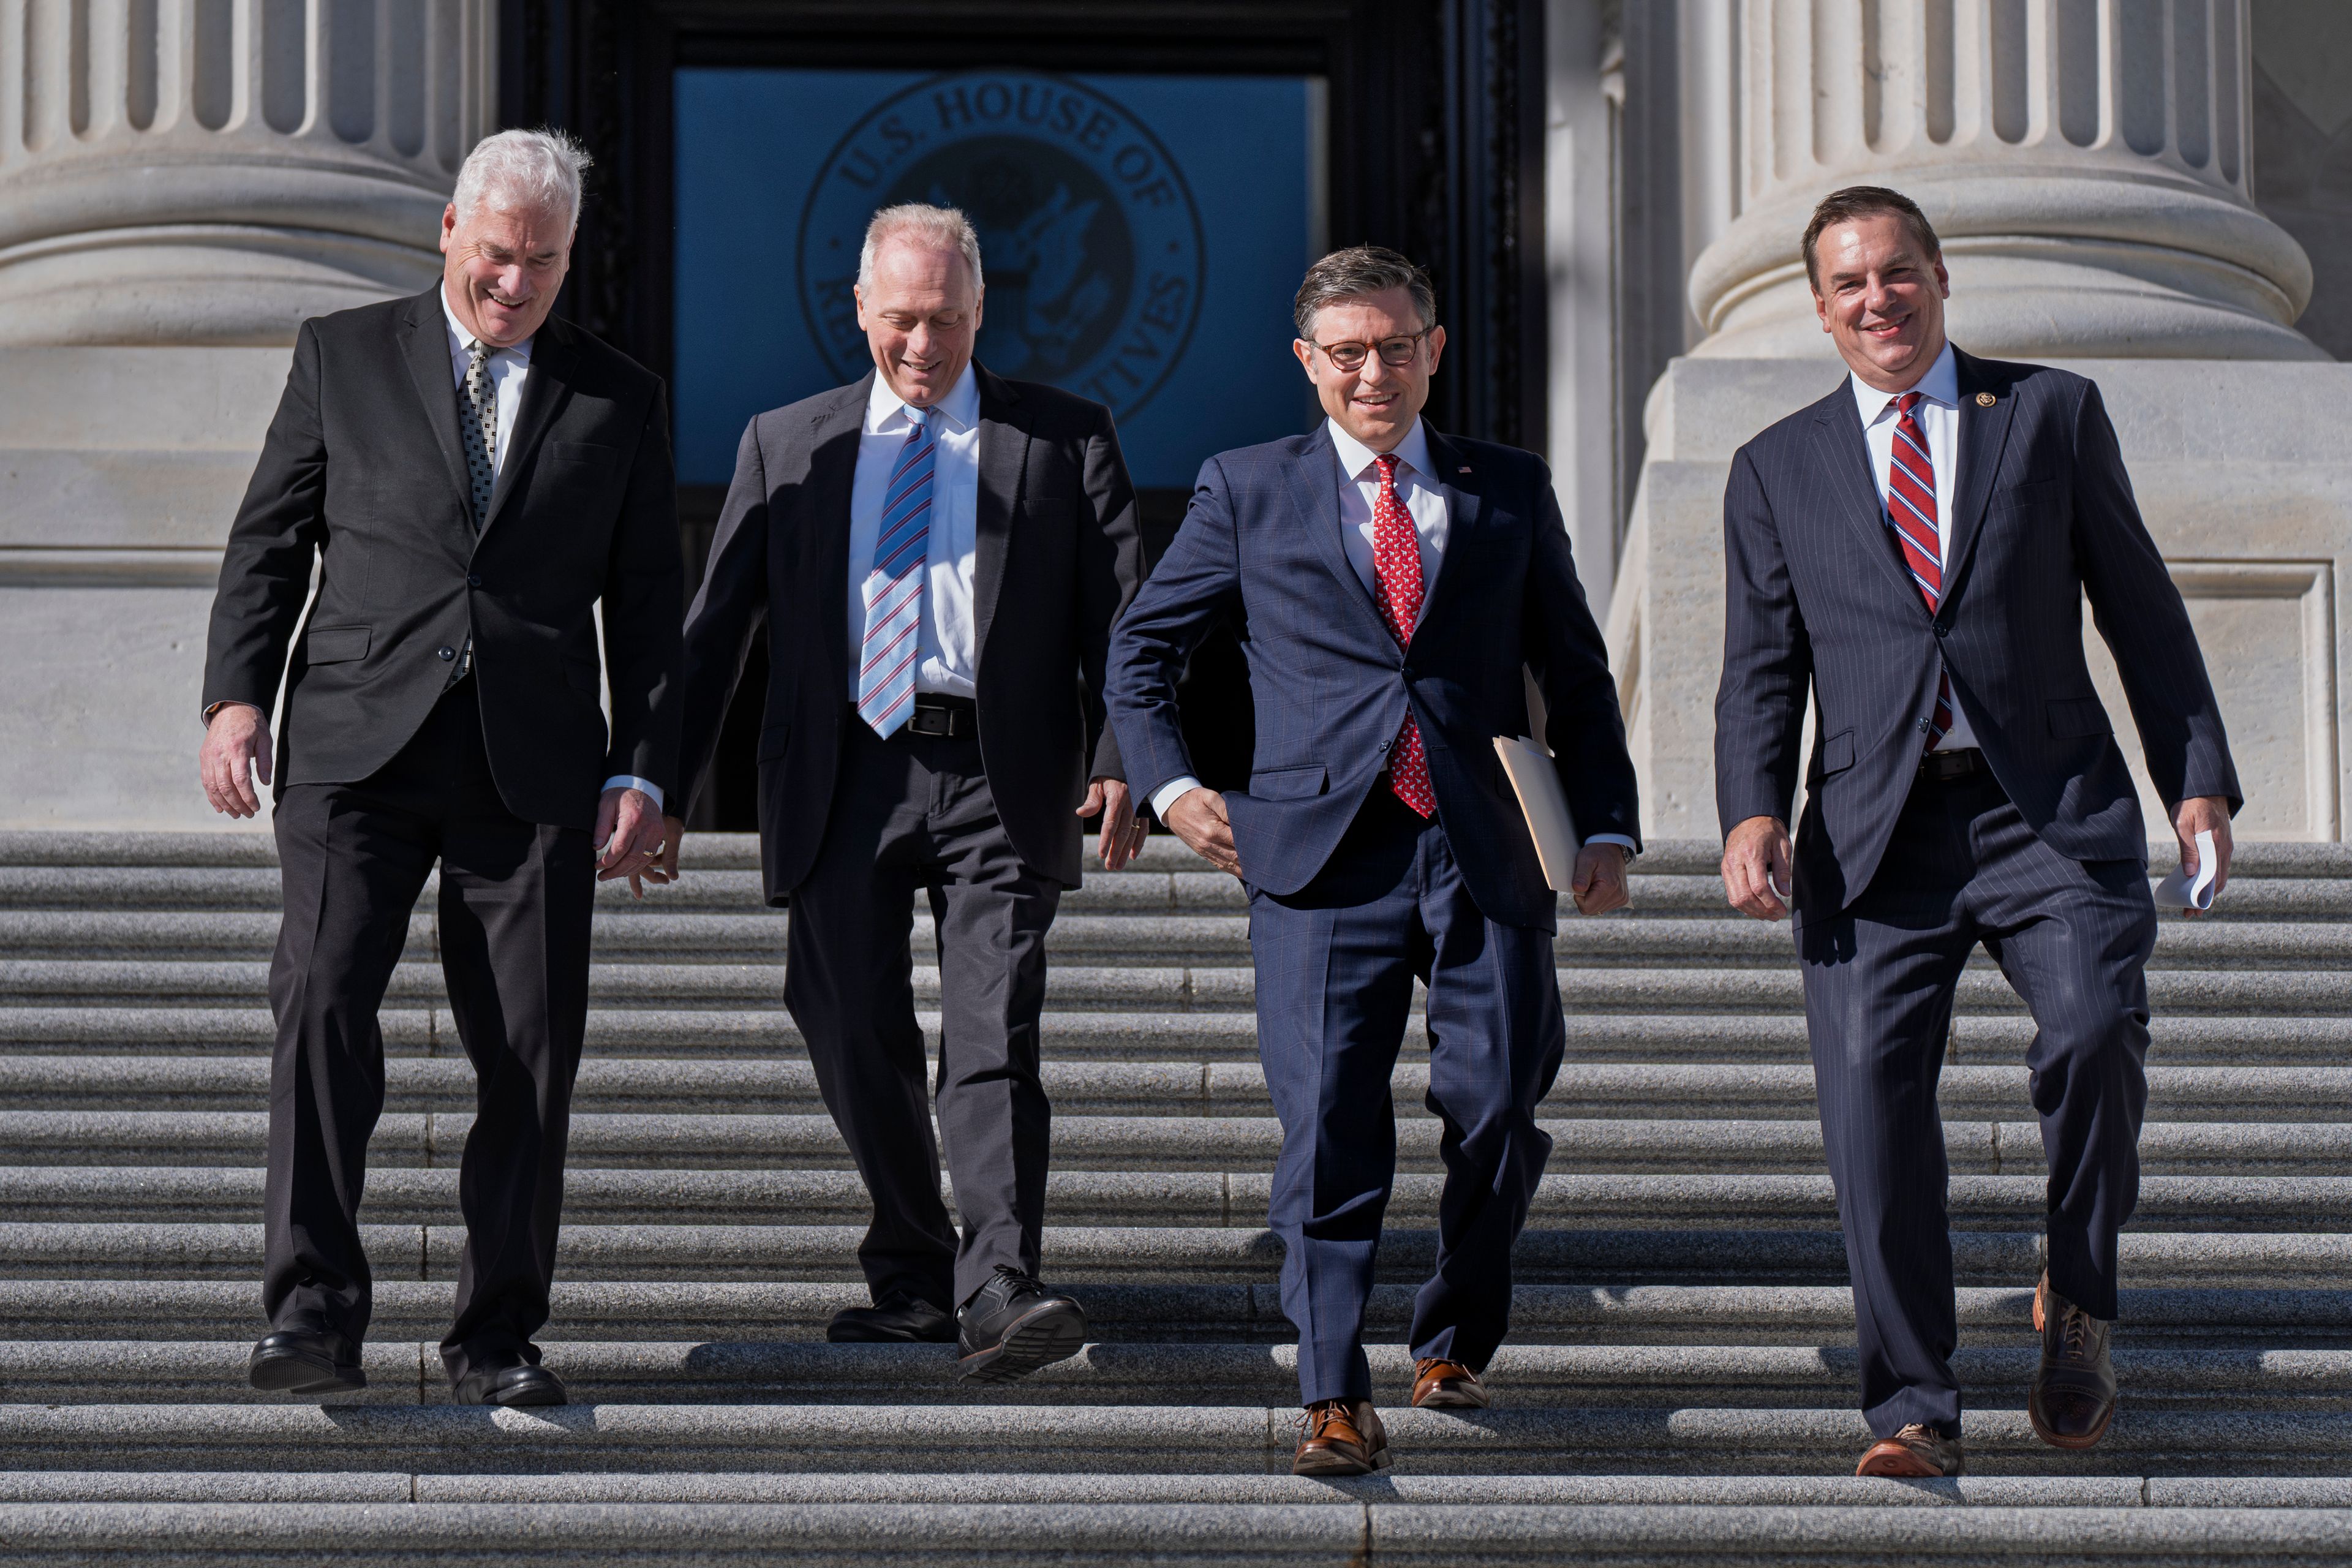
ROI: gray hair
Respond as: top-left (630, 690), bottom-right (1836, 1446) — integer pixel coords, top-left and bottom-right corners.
top-left (858, 203), bottom-right (985, 294)
top-left (453, 128), bottom-right (593, 235)
top-left (1293, 245), bottom-right (1437, 337)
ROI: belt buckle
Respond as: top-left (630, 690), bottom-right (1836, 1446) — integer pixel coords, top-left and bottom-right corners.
top-left (907, 707), bottom-right (949, 737)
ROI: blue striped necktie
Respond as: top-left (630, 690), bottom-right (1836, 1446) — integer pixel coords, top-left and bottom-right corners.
top-left (856, 405), bottom-right (936, 737)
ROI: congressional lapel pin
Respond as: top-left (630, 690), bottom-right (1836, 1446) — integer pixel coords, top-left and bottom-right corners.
top-left (1975, 391), bottom-right (1996, 407)
top-left (1458, 466), bottom-right (1472, 474)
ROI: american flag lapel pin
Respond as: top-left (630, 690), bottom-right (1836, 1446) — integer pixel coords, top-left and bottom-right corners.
top-left (1458, 466), bottom-right (1472, 474)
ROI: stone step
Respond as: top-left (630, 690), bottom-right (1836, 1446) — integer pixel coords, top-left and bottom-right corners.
top-left (5, 1338), bottom-right (2350, 1411)
top-left (0, 1281), bottom-right (2335, 1346)
top-left (1, 1497), bottom-right (2349, 1567)
top-left (13, 1471), bottom-right (2352, 1507)
top-left (0, 1222), bottom-right (2339, 1286)
top-left (12, 959), bottom-right (2352, 1016)
top-left (9, 1055), bottom-right (2348, 1122)
top-left (6, 1167), bottom-right (2345, 1231)
top-left (4, 908), bottom-right (2344, 968)
top-left (0, 1401), bottom-right (2344, 1478)
top-left (4, 1108), bottom-right (2351, 1177)
top-left (7, 1006), bottom-right (2351, 1066)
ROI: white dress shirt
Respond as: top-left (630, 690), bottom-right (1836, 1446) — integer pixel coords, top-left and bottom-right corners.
top-left (442, 285), bottom-right (663, 810)
top-left (846, 364), bottom-right (984, 700)
top-left (1850, 341), bottom-right (1978, 752)
top-left (1148, 417), bottom-right (1637, 859)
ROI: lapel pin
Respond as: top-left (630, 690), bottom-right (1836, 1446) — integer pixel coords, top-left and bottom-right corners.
top-left (1458, 466), bottom-right (1472, 474)
top-left (1975, 391), bottom-right (1996, 407)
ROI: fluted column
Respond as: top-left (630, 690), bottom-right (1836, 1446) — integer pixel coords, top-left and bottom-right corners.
top-left (1686, 0), bottom-right (2323, 360)
top-left (0, 0), bottom-right (494, 346)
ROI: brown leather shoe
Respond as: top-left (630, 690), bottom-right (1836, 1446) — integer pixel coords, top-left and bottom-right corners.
top-left (1856, 1423), bottom-right (1965, 1477)
top-left (1411, 1357), bottom-right (1490, 1409)
top-left (2030, 1271), bottom-right (2118, 1450)
top-left (1292, 1398), bottom-right (1390, 1476)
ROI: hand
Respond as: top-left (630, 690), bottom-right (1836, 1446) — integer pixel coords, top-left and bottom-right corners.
top-left (2173, 794), bottom-right (2234, 918)
top-left (1571, 842), bottom-right (1631, 916)
top-left (650, 815), bottom-right (686, 890)
top-left (199, 703), bottom-right (273, 818)
top-left (1722, 815), bottom-right (1793, 922)
top-left (594, 787), bottom-right (668, 895)
top-left (1079, 777), bottom-right (1148, 872)
top-left (1164, 786), bottom-right (1240, 877)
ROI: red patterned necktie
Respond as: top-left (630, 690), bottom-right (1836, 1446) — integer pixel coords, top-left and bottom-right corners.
top-left (1884, 391), bottom-right (1956, 750)
top-left (1371, 453), bottom-right (1436, 818)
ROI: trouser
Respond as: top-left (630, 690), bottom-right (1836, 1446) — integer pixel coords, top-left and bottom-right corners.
top-left (783, 709), bottom-right (1063, 1310)
top-left (1797, 767), bottom-right (2156, 1439)
top-left (1248, 790), bottom-right (1567, 1406)
top-left (263, 679), bottom-right (596, 1385)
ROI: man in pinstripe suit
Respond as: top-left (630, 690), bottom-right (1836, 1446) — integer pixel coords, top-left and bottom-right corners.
top-left (1714, 187), bottom-right (2241, 1478)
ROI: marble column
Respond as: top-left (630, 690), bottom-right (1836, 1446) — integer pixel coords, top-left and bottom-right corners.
top-left (1684, 0), bottom-right (2322, 360)
top-left (0, 0), bottom-right (494, 345)
top-left (0, 0), bottom-right (489, 827)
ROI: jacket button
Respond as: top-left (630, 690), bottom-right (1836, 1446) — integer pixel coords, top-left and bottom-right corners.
top-left (437, 646), bottom-right (456, 661)
top-left (1917, 717), bottom-right (1932, 734)
top-left (1933, 622), bottom-right (1948, 638)
top-left (467, 574), bottom-right (482, 588)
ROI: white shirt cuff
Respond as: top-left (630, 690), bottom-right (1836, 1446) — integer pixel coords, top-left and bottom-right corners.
top-left (1148, 774), bottom-right (1205, 821)
top-left (1585, 832), bottom-right (1637, 856)
top-left (603, 775), bottom-right (665, 811)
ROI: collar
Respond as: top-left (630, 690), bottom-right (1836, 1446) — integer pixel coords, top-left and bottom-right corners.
top-left (1326, 417), bottom-right (1436, 486)
top-left (439, 283), bottom-right (535, 365)
top-left (866, 361), bottom-right (980, 436)
top-left (1850, 339), bottom-right (1956, 426)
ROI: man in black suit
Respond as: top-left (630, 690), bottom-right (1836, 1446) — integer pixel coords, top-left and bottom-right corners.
top-left (659, 203), bottom-right (1145, 1382)
top-left (1714, 186), bottom-right (2241, 1477)
top-left (199, 129), bottom-right (682, 1408)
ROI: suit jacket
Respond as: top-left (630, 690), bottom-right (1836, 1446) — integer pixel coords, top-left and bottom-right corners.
top-left (1106, 423), bottom-right (1640, 931)
top-left (202, 286), bottom-right (685, 830)
top-left (676, 363), bottom-right (1145, 901)
top-left (1714, 345), bottom-right (2241, 915)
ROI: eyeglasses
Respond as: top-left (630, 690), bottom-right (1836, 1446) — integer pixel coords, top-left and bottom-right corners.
top-left (1304, 327), bottom-right (1437, 372)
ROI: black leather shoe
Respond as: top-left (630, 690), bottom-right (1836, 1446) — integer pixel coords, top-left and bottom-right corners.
top-left (452, 1354), bottom-right (567, 1408)
top-left (827, 1292), bottom-right (956, 1344)
top-left (249, 1329), bottom-right (365, 1396)
top-left (2029, 1272), bottom-right (2118, 1449)
top-left (956, 1266), bottom-right (1086, 1384)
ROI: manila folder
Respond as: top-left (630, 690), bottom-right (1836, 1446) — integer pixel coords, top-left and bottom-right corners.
top-left (1493, 734), bottom-right (1580, 894)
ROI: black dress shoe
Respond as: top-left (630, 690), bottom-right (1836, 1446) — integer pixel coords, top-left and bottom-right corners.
top-left (249, 1329), bottom-right (365, 1396)
top-left (2029, 1272), bottom-right (2118, 1449)
top-left (956, 1266), bottom-right (1086, 1384)
top-left (452, 1354), bottom-right (567, 1408)
top-left (827, 1292), bottom-right (956, 1344)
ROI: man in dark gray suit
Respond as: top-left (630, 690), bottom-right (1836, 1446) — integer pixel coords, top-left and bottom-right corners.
top-left (659, 203), bottom-right (1146, 1382)
top-left (1714, 186), bottom-right (2239, 1478)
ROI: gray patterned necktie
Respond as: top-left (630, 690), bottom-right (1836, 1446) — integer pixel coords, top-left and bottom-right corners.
top-left (459, 339), bottom-right (496, 529)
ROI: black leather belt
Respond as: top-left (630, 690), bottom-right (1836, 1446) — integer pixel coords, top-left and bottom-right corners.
top-left (902, 695), bottom-right (977, 738)
top-left (1918, 747), bottom-right (1988, 782)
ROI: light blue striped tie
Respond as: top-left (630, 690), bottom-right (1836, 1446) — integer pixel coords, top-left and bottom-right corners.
top-left (856, 406), bottom-right (936, 737)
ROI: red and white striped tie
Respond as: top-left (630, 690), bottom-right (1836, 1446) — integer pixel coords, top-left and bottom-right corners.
top-left (1885, 391), bottom-right (1956, 750)
top-left (1371, 454), bottom-right (1436, 818)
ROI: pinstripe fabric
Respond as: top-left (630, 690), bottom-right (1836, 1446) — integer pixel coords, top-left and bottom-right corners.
top-left (1107, 424), bottom-right (1638, 929)
top-left (1713, 348), bottom-right (2239, 916)
top-left (1798, 771), bottom-right (2154, 1440)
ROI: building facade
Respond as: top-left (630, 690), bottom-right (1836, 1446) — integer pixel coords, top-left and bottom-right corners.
top-left (2, 0), bottom-right (2346, 839)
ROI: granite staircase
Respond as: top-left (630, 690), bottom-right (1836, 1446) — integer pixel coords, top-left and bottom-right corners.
top-left (0, 829), bottom-right (2348, 1562)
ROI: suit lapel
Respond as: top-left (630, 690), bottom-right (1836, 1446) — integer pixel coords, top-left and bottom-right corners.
top-left (1939, 347), bottom-right (2018, 614)
top-left (1415, 425), bottom-right (1481, 640)
top-left (1284, 424), bottom-right (1392, 644)
top-left (1811, 385), bottom-right (1927, 618)
top-left (809, 374), bottom-right (872, 707)
top-left (480, 318), bottom-right (576, 537)
top-left (399, 289), bottom-right (473, 519)
top-left (971, 363), bottom-right (1028, 668)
